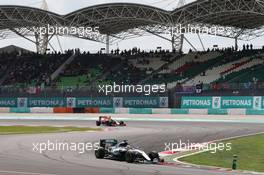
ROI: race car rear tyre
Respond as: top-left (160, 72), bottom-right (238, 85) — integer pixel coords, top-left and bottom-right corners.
top-left (95, 148), bottom-right (105, 159)
top-left (125, 152), bottom-right (135, 163)
top-left (148, 152), bottom-right (160, 162)
top-left (96, 121), bottom-right (101, 126)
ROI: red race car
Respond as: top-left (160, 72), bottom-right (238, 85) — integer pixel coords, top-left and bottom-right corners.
top-left (96, 116), bottom-right (126, 127)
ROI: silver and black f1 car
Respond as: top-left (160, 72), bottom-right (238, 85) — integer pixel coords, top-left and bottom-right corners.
top-left (95, 139), bottom-right (164, 163)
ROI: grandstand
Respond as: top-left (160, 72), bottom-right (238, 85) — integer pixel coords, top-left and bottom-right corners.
top-left (186, 49), bottom-right (264, 85)
top-left (0, 47), bottom-right (263, 99)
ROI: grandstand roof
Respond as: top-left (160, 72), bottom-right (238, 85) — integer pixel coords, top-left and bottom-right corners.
top-left (0, 0), bottom-right (264, 42)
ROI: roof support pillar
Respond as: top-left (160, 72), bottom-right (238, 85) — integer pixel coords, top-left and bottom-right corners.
top-left (106, 34), bottom-right (110, 54)
top-left (235, 37), bottom-right (238, 51)
top-left (172, 32), bottom-right (184, 53)
top-left (35, 29), bottom-right (48, 54)
top-left (197, 33), bottom-right (205, 51)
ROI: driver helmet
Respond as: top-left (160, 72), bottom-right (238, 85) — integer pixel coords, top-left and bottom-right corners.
top-left (119, 140), bottom-right (128, 147)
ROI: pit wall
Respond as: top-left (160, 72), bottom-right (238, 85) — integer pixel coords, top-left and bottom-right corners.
top-left (0, 107), bottom-right (264, 115)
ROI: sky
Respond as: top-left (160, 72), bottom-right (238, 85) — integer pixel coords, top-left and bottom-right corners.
top-left (0, 0), bottom-right (263, 53)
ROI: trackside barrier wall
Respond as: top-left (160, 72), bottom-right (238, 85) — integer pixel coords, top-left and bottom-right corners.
top-left (0, 107), bottom-right (10, 113)
top-left (246, 109), bottom-right (264, 115)
top-left (115, 108), bottom-right (129, 114)
top-left (73, 108), bottom-right (85, 113)
top-left (1, 108), bottom-right (264, 115)
top-left (181, 96), bottom-right (264, 109)
top-left (189, 109), bottom-right (208, 115)
top-left (227, 109), bottom-right (246, 115)
top-left (0, 97), bottom-right (168, 108)
top-left (10, 108), bottom-right (30, 113)
top-left (152, 108), bottom-right (171, 114)
top-left (171, 109), bottom-right (189, 114)
top-left (53, 107), bottom-right (73, 113)
top-left (208, 109), bottom-right (228, 115)
top-left (129, 108), bottom-right (152, 114)
top-left (85, 108), bottom-right (99, 113)
top-left (30, 107), bottom-right (53, 113)
top-left (99, 108), bottom-right (115, 114)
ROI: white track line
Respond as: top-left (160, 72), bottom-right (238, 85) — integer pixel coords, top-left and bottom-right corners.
top-left (0, 170), bottom-right (57, 175)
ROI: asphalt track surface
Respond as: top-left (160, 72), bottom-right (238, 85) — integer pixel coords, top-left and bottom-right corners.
top-left (0, 119), bottom-right (264, 175)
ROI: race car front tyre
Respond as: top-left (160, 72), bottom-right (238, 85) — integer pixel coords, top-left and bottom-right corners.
top-left (125, 152), bottom-right (135, 163)
top-left (95, 148), bottom-right (105, 159)
top-left (105, 121), bottom-right (111, 126)
top-left (96, 121), bottom-right (101, 126)
top-left (148, 152), bottom-right (160, 162)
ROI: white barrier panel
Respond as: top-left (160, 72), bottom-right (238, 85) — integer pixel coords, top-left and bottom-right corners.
top-left (189, 109), bottom-right (208, 115)
top-left (152, 108), bottom-right (170, 114)
top-left (115, 108), bottom-right (129, 114)
top-left (0, 108), bottom-right (10, 113)
top-left (227, 109), bottom-right (246, 115)
top-left (30, 107), bottom-right (53, 113)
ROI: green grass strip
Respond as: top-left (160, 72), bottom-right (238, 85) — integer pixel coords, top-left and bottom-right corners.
top-left (180, 134), bottom-right (264, 172)
top-left (0, 126), bottom-right (101, 135)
